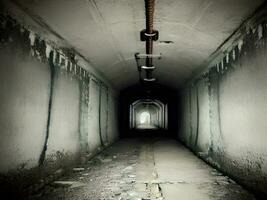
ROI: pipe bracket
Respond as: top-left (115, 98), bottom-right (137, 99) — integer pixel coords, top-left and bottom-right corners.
top-left (141, 65), bottom-right (156, 70)
top-left (140, 29), bottom-right (159, 41)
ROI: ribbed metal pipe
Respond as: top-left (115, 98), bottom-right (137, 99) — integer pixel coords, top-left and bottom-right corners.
top-left (145, 0), bottom-right (155, 34)
top-left (144, 0), bottom-right (155, 79)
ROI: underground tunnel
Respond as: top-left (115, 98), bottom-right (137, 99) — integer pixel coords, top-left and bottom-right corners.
top-left (0, 0), bottom-right (267, 199)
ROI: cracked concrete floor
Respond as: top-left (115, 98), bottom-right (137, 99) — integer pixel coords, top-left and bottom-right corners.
top-left (33, 138), bottom-right (255, 200)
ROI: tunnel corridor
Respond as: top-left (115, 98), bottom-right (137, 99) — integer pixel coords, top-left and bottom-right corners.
top-left (1, 0), bottom-right (267, 199)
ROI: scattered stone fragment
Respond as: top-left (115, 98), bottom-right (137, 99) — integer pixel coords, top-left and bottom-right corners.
top-left (217, 180), bottom-right (230, 185)
top-left (114, 191), bottom-right (121, 196)
top-left (73, 167), bottom-right (85, 172)
top-left (227, 178), bottom-right (236, 184)
top-left (52, 181), bottom-right (75, 187)
top-left (52, 181), bottom-right (86, 189)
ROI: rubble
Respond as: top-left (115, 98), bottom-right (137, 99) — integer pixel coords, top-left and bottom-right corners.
top-left (72, 167), bottom-right (85, 172)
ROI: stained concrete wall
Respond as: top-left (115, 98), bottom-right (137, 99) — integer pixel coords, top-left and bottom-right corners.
top-left (100, 85), bottom-right (108, 145)
top-left (178, 9), bottom-right (267, 197)
top-left (107, 91), bottom-right (119, 143)
top-left (0, 38), bottom-right (50, 172)
top-left (87, 79), bottom-right (101, 151)
top-left (45, 71), bottom-right (81, 164)
top-left (0, 13), bottom-right (119, 181)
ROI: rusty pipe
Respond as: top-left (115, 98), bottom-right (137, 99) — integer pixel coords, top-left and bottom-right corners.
top-left (144, 0), bottom-right (155, 79)
top-left (145, 0), bottom-right (155, 34)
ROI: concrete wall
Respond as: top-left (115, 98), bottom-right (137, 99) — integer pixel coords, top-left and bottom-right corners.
top-left (0, 13), bottom-right (119, 182)
top-left (45, 71), bottom-right (81, 165)
top-left (100, 85), bottom-right (108, 145)
top-left (87, 79), bottom-right (101, 151)
top-left (107, 91), bottom-right (119, 143)
top-left (178, 9), bottom-right (267, 197)
top-left (0, 38), bottom-right (50, 172)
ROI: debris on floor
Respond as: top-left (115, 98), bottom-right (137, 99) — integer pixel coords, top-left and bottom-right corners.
top-left (72, 168), bottom-right (85, 172)
top-left (32, 138), bottom-right (256, 200)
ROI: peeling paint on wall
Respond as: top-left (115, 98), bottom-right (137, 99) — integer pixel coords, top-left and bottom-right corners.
top-left (0, 13), bottom-right (118, 197)
top-left (179, 8), bottom-right (267, 198)
top-left (79, 75), bottom-right (90, 153)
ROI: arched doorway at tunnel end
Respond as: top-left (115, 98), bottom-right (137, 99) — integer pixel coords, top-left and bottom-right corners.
top-left (119, 84), bottom-right (179, 138)
top-left (129, 99), bottom-right (168, 131)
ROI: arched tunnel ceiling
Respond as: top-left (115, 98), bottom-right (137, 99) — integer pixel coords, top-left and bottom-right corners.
top-left (8, 0), bottom-right (264, 90)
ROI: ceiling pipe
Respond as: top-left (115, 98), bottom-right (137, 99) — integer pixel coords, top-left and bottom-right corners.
top-left (135, 0), bottom-right (159, 83)
top-left (144, 0), bottom-right (156, 80)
